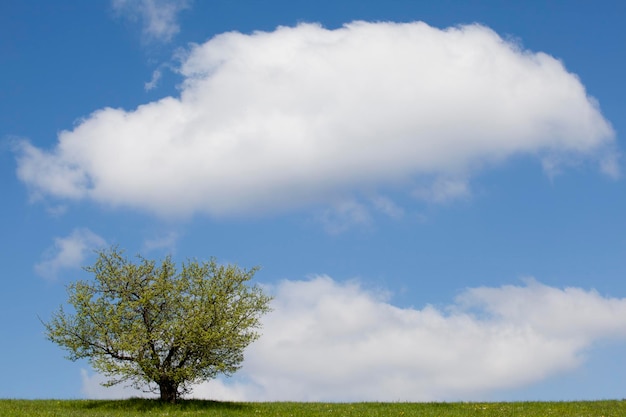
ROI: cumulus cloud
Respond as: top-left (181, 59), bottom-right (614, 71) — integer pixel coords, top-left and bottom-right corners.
top-left (82, 276), bottom-right (626, 401)
top-left (112, 0), bottom-right (190, 42)
top-left (35, 228), bottom-right (106, 280)
top-left (16, 21), bottom-right (616, 217)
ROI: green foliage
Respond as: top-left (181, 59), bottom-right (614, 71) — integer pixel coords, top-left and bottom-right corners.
top-left (44, 247), bottom-right (272, 402)
top-left (2, 400), bottom-right (626, 417)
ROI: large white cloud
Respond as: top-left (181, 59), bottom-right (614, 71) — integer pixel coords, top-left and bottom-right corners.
top-left (82, 277), bottom-right (626, 401)
top-left (16, 21), bottom-right (615, 217)
top-left (193, 277), bottom-right (626, 401)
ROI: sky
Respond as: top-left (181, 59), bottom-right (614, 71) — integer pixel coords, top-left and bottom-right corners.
top-left (1, 0), bottom-right (626, 402)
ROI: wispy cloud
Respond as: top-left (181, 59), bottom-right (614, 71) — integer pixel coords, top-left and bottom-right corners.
top-left (371, 195), bottom-right (404, 219)
top-left (82, 276), bottom-right (626, 401)
top-left (142, 231), bottom-right (179, 253)
top-left (16, 21), bottom-right (616, 218)
top-left (144, 68), bottom-right (162, 91)
top-left (112, 0), bottom-right (191, 42)
top-left (315, 196), bottom-right (403, 234)
top-left (599, 153), bottom-right (621, 179)
top-left (413, 178), bottom-right (471, 203)
top-left (316, 200), bottom-right (372, 234)
top-left (35, 228), bottom-right (106, 280)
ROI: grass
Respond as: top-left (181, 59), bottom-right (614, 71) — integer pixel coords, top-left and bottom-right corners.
top-left (1, 399), bottom-right (625, 416)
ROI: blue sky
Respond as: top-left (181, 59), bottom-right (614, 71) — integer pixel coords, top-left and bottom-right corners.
top-left (1, 0), bottom-right (626, 401)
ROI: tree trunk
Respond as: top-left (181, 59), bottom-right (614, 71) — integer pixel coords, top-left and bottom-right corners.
top-left (158, 378), bottom-right (179, 403)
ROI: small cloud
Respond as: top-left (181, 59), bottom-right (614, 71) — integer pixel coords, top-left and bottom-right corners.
top-left (35, 228), bottom-right (106, 280)
top-left (316, 200), bottom-right (371, 234)
top-left (142, 231), bottom-right (179, 253)
top-left (316, 196), bottom-right (402, 234)
top-left (541, 156), bottom-right (564, 180)
top-left (543, 151), bottom-right (620, 181)
top-left (45, 204), bottom-right (68, 217)
top-left (599, 153), bottom-right (621, 179)
top-left (370, 195), bottom-right (404, 219)
top-left (144, 68), bottom-right (162, 91)
top-left (413, 178), bottom-right (471, 203)
top-left (112, 0), bottom-right (191, 42)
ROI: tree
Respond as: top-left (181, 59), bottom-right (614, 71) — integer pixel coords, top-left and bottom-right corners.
top-left (44, 247), bottom-right (272, 403)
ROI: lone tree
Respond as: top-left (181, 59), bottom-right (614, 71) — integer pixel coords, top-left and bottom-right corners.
top-left (44, 247), bottom-right (272, 403)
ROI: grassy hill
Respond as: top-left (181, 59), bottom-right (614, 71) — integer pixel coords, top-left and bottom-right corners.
top-left (1, 399), bottom-right (625, 416)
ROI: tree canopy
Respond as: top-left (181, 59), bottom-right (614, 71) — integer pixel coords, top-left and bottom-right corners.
top-left (44, 247), bottom-right (272, 403)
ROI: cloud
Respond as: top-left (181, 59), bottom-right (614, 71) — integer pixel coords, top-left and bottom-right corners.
top-left (35, 228), bottom-right (106, 280)
top-left (314, 195), bottom-right (404, 234)
top-left (16, 21), bottom-right (616, 217)
top-left (142, 230), bottom-right (179, 253)
top-left (81, 370), bottom-right (148, 399)
top-left (599, 153), bottom-right (621, 179)
top-left (144, 68), bottom-right (162, 91)
top-left (316, 199), bottom-right (372, 234)
top-left (413, 178), bottom-right (471, 203)
top-left (112, 0), bottom-right (191, 42)
top-left (82, 276), bottom-right (626, 401)
top-left (371, 195), bottom-right (404, 219)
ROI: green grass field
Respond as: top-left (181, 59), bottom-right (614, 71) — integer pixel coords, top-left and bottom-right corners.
top-left (1, 399), bottom-right (625, 417)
